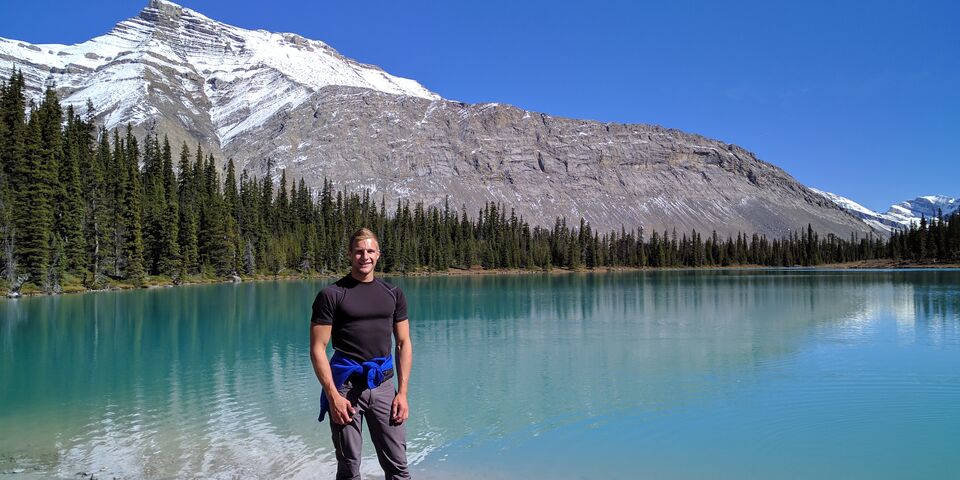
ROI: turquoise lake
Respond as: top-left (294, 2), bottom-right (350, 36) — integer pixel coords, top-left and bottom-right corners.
top-left (2, 270), bottom-right (959, 479)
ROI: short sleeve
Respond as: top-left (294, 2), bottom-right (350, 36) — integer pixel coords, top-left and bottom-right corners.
top-left (393, 287), bottom-right (408, 323)
top-left (311, 288), bottom-right (337, 325)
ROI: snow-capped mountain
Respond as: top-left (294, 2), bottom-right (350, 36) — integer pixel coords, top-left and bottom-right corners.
top-left (885, 195), bottom-right (959, 225)
top-left (0, 0), bottom-right (875, 238)
top-left (811, 189), bottom-right (958, 232)
top-left (0, 0), bottom-right (437, 145)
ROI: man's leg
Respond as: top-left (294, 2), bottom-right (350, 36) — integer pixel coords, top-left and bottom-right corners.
top-left (366, 381), bottom-right (410, 479)
top-left (330, 382), bottom-right (365, 480)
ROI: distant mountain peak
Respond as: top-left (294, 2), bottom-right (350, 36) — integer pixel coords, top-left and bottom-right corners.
top-left (918, 194), bottom-right (956, 205)
top-left (139, 1), bottom-right (190, 25)
top-left (812, 189), bottom-right (959, 232)
top-left (0, 1), bottom-right (438, 145)
top-left (145, 0), bottom-right (184, 14)
top-left (147, 0), bottom-right (184, 10)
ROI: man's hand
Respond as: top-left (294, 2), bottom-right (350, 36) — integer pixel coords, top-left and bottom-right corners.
top-left (392, 320), bottom-right (412, 425)
top-left (391, 392), bottom-right (409, 424)
top-left (329, 392), bottom-right (356, 425)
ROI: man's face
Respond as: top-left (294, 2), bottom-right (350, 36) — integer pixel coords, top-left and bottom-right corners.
top-left (350, 238), bottom-right (380, 276)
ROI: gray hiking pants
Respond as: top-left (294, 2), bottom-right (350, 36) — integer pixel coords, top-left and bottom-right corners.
top-left (331, 378), bottom-right (410, 480)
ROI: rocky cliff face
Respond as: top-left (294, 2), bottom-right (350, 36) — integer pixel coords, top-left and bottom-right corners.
top-left (0, 0), bottom-right (872, 237)
top-left (0, 0), bottom-right (436, 162)
top-left (226, 86), bottom-right (869, 237)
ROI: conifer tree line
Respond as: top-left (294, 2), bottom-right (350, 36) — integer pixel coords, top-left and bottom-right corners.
top-left (2, 74), bottom-right (959, 293)
top-left (887, 212), bottom-right (960, 262)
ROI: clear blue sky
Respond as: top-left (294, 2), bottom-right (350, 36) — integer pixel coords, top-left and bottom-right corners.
top-left (4, 0), bottom-right (957, 212)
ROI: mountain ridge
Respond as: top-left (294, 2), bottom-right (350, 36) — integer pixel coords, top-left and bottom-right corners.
top-left (0, 1), bottom-right (873, 238)
top-left (812, 189), bottom-right (959, 232)
top-left (0, 0), bottom-right (437, 146)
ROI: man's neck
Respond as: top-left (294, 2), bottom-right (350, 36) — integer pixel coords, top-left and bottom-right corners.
top-left (350, 270), bottom-right (375, 283)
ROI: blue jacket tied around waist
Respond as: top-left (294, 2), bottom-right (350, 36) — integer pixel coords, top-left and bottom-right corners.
top-left (318, 351), bottom-right (393, 422)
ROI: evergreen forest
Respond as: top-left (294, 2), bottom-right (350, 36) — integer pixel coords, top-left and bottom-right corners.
top-left (2, 73), bottom-right (959, 294)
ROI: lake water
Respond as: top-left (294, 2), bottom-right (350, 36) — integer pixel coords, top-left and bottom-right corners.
top-left (2, 270), bottom-right (959, 479)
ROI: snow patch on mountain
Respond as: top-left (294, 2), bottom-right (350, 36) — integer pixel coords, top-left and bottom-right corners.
top-left (0, 0), bottom-right (438, 145)
top-left (812, 188), bottom-right (959, 233)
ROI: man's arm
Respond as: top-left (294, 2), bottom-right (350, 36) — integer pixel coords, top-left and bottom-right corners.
top-left (310, 323), bottom-right (355, 425)
top-left (391, 319), bottom-right (413, 424)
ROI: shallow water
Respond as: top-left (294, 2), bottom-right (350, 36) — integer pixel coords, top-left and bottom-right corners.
top-left (2, 270), bottom-right (959, 478)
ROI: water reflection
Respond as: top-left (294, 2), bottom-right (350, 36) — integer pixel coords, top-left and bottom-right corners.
top-left (0, 281), bottom-right (339, 478)
top-left (394, 270), bottom-right (960, 445)
top-left (0, 270), bottom-right (958, 478)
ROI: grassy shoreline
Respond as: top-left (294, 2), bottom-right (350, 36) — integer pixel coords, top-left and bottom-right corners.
top-left (3, 259), bottom-right (959, 298)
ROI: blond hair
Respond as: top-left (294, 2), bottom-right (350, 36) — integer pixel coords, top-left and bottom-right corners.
top-left (348, 227), bottom-right (379, 250)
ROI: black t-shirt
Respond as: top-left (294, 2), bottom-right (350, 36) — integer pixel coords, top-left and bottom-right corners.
top-left (311, 275), bottom-right (408, 362)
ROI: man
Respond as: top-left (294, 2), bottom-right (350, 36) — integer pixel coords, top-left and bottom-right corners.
top-left (310, 228), bottom-right (413, 479)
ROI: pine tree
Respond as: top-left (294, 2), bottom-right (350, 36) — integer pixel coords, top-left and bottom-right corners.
top-left (121, 126), bottom-right (145, 283)
top-left (177, 142), bottom-right (199, 275)
top-left (259, 174), bottom-right (277, 270)
top-left (37, 89), bottom-right (67, 289)
top-left (238, 169), bottom-right (261, 274)
top-left (0, 72), bottom-right (26, 184)
top-left (13, 102), bottom-right (56, 286)
top-left (0, 71), bottom-right (26, 285)
top-left (60, 107), bottom-right (89, 274)
top-left (223, 159), bottom-right (240, 274)
top-left (83, 129), bottom-right (111, 286)
top-left (107, 129), bottom-right (127, 277)
top-left (197, 153), bottom-right (231, 275)
top-left (0, 93), bottom-right (9, 284)
top-left (142, 134), bottom-right (164, 274)
top-left (276, 169), bottom-right (290, 231)
top-left (157, 136), bottom-right (180, 275)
